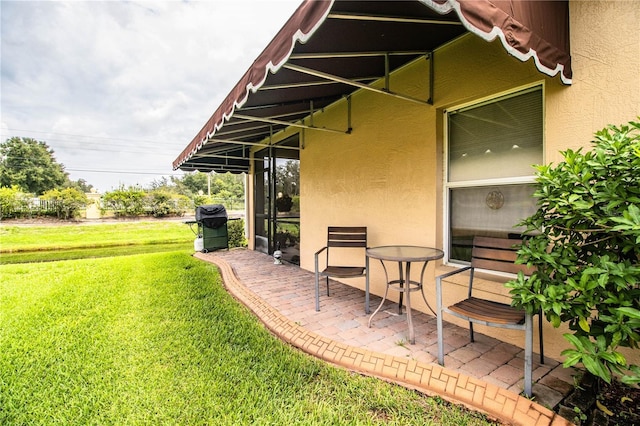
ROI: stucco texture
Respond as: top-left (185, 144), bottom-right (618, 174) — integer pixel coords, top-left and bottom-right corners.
top-left (258, 0), bottom-right (640, 365)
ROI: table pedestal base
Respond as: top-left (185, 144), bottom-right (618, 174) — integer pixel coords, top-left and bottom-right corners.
top-left (368, 260), bottom-right (435, 344)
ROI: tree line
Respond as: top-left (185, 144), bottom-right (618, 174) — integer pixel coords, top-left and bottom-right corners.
top-left (0, 137), bottom-right (244, 219)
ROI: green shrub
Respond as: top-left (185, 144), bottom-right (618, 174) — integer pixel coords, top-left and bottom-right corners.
top-left (192, 194), bottom-right (209, 210)
top-left (102, 186), bottom-right (146, 217)
top-left (147, 190), bottom-right (190, 217)
top-left (41, 188), bottom-right (89, 219)
top-left (173, 194), bottom-right (191, 215)
top-left (227, 218), bottom-right (247, 248)
top-left (0, 186), bottom-right (31, 219)
top-left (507, 119), bottom-right (640, 385)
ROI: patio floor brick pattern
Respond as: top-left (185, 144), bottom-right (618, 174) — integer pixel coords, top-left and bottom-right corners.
top-left (195, 249), bottom-right (575, 426)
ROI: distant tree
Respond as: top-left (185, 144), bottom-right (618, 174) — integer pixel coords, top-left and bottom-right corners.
top-left (144, 172), bottom-right (244, 210)
top-left (276, 160), bottom-right (299, 196)
top-left (177, 172), bottom-right (209, 196)
top-left (149, 176), bottom-right (175, 192)
top-left (0, 137), bottom-right (68, 195)
top-left (66, 178), bottom-right (94, 193)
top-left (211, 173), bottom-right (244, 199)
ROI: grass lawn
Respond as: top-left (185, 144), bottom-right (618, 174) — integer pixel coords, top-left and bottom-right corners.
top-left (0, 221), bottom-right (194, 264)
top-left (0, 221), bottom-right (193, 252)
top-left (0, 223), bottom-right (496, 425)
top-left (0, 241), bottom-right (193, 264)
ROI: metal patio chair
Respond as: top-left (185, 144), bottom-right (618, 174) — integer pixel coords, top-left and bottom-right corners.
top-left (314, 226), bottom-right (368, 312)
top-left (436, 236), bottom-right (544, 397)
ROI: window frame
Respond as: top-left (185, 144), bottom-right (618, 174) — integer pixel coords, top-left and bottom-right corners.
top-left (443, 83), bottom-right (545, 265)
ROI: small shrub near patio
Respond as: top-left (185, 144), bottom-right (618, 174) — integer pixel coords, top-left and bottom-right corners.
top-left (508, 118), bottom-right (640, 386)
top-left (228, 218), bottom-right (247, 248)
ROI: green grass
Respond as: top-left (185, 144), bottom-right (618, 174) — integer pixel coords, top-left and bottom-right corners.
top-left (0, 241), bottom-right (193, 264)
top-left (0, 224), bottom-right (497, 425)
top-left (0, 221), bottom-right (195, 264)
top-left (0, 221), bottom-right (193, 252)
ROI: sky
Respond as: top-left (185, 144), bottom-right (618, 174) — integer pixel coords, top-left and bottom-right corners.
top-left (1, 0), bottom-right (302, 193)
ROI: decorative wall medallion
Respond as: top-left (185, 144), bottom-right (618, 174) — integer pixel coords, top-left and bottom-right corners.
top-left (486, 190), bottom-right (504, 210)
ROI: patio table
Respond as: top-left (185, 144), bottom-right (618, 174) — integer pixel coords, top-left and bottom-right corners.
top-left (367, 245), bottom-right (444, 344)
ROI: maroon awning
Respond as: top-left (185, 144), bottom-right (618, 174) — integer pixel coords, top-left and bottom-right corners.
top-left (174, 0), bottom-right (571, 173)
top-left (443, 0), bottom-right (571, 81)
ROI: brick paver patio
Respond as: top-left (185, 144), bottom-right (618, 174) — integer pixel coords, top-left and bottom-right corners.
top-left (195, 249), bottom-right (575, 426)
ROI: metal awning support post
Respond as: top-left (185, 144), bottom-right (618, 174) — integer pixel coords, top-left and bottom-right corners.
top-left (427, 52), bottom-right (434, 105)
top-left (384, 53), bottom-right (390, 92)
top-left (283, 63), bottom-right (431, 106)
top-left (233, 113), bottom-right (347, 134)
top-left (347, 95), bottom-right (352, 133)
top-left (205, 138), bottom-right (300, 151)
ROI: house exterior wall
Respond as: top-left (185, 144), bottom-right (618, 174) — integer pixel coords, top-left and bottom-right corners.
top-left (252, 1), bottom-right (639, 363)
top-left (545, 0), bottom-right (640, 164)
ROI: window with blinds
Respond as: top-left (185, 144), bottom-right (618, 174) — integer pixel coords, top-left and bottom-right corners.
top-left (445, 86), bottom-right (543, 263)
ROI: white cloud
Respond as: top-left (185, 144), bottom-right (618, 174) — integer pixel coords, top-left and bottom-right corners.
top-left (1, 0), bottom-right (301, 192)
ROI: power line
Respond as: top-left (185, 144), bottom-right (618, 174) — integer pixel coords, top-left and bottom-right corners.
top-left (1, 162), bottom-right (182, 176)
top-left (65, 168), bottom-right (184, 176)
top-left (2, 156), bottom-right (185, 176)
top-left (1, 131), bottom-right (185, 157)
top-left (0, 134), bottom-right (203, 184)
top-left (2, 128), bottom-right (186, 147)
top-left (11, 136), bottom-right (177, 151)
top-left (2, 155), bottom-right (175, 165)
top-left (3, 145), bottom-right (175, 156)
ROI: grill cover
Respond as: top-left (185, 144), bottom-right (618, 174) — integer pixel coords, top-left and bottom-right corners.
top-left (196, 204), bottom-right (228, 229)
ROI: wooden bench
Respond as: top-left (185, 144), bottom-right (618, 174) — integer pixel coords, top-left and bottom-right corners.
top-left (435, 236), bottom-right (544, 397)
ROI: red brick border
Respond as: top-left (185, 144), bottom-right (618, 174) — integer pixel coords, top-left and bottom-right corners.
top-left (196, 252), bottom-right (573, 426)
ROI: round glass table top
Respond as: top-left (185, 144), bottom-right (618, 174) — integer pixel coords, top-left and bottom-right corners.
top-left (366, 245), bottom-right (444, 262)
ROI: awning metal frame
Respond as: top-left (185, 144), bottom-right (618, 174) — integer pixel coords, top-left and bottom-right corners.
top-left (326, 11), bottom-right (464, 26)
top-left (176, 6), bottom-right (453, 172)
top-left (175, 0), bottom-right (571, 173)
top-left (283, 58), bottom-right (432, 107)
top-left (184, 47), bottom-right (434, 172)
top-left (233, 113), bottom-right (347, 135)
top-left (234, 45), bottom-right (436, 138)
top-left (205, 138), bottom-right (300, 151)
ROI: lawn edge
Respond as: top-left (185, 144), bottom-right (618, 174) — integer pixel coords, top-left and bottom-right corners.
top-left (194, 251), bottom-right (573, 426)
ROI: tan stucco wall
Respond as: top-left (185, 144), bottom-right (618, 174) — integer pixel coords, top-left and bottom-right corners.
top-left (299, 64), bottom-right (440, 327)
top-left (545, 1), bottom-right (640, 164)
top-left (249, 0), bottom-right (640, 364)
top-left (301, 60), bottom-right (439, 252)
top-left (298, 37), bottom-right (557, 356)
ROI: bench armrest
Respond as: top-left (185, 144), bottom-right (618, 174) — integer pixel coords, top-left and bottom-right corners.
top-left (436, 266), bottom-right (472, 283)
top-left (314, 246), bottom-right (328, 257)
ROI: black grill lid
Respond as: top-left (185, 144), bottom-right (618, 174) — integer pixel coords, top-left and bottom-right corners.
top-left (196, 204), bottom-right (228, 228)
